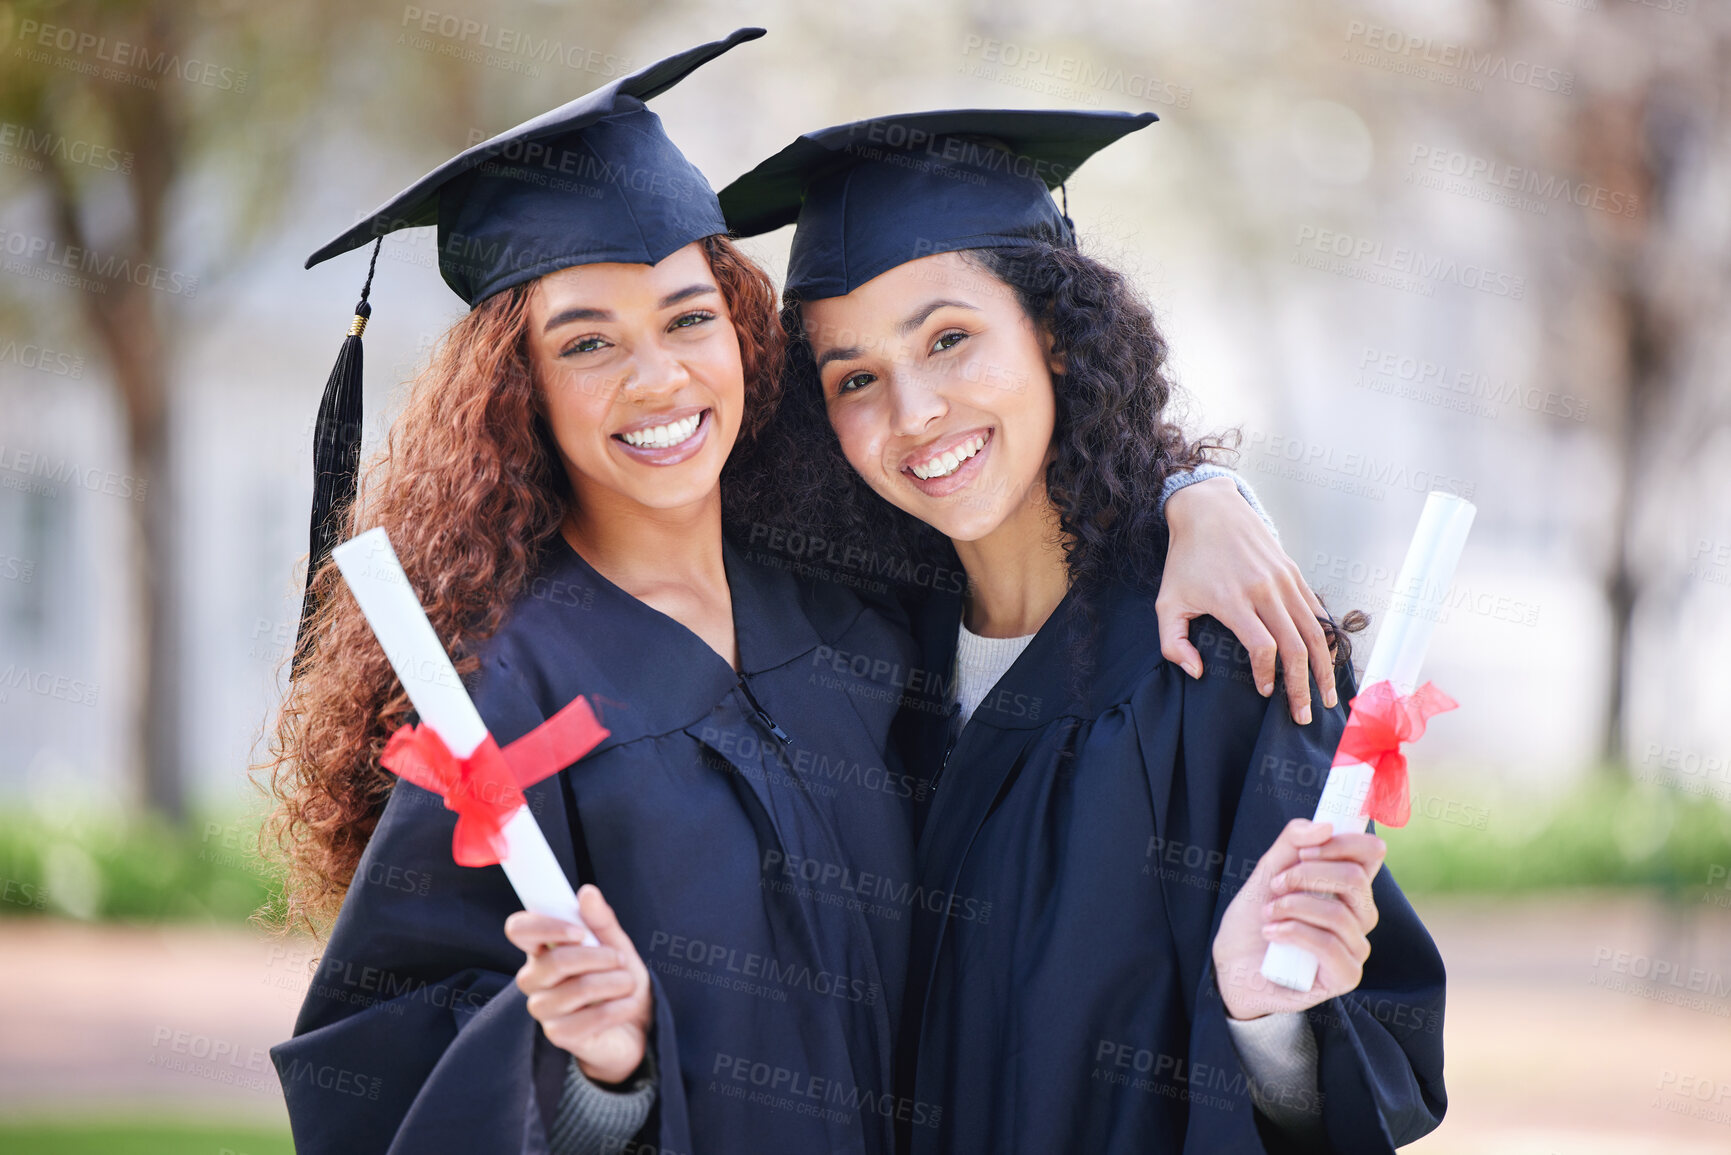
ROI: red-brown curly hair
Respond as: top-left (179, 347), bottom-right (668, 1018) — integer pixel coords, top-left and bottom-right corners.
top-left (260, 235), bottom-right (782, 934)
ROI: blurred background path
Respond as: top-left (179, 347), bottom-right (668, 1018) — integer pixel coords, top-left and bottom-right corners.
top-left (4, 891), bottom-right (1729, 1151)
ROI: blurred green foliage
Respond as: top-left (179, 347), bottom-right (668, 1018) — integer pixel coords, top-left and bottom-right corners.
top-left (1384, 773), bottom-right (1731, 895)
top-left (1, 774), bottom-right (1727, 924)
top-left (0, 1118), bottom-right (291, 1154)
top-left (0, 806), bottom-right (283, 924)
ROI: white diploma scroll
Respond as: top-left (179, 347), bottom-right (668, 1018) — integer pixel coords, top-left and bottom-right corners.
top-left (1258, 492), bottom-right (1476, 992)
top-left (333, 527), bottom-right (598, 945)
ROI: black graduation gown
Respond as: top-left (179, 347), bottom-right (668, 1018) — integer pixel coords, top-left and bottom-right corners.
top-left (893, 582), bottom-right (1447, 1155)
top-left (272, 538), bottom-right (923, 1155)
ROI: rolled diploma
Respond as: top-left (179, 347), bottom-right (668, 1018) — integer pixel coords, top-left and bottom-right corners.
top-left (333, 527), bottom-right (597, 945)
top-left (1259, 492), bottom-right (1476, 992)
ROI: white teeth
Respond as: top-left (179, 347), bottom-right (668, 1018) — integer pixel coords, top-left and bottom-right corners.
top-left (621, 412), bottom-right (701, 449)
top-left (911, 434), bottom-right (986, 481)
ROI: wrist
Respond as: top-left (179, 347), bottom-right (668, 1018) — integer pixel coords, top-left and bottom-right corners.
top-left (578, 1053), bottom-right (644, 1088)
top-left (1164, 474), bottom-right (1239, 530)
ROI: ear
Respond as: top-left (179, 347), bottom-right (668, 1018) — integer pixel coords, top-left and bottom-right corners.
top-left (1042, 325), bottom-right (1066, 377)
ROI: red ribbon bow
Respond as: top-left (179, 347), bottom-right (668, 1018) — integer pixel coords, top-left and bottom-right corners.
top-left (1332, 679), bottom-right (1458, 828)
top-left (380, 695), bottom-right (609, 867)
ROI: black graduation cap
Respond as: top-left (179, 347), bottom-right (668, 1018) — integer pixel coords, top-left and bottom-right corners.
top-left (718, 108), bottom-right (1158, 301)
top-left (294, 27), bottom-right (764, 671)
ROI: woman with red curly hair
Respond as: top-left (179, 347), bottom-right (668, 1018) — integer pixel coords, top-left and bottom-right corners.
top-left (267, 34), bottom-right (929, 1155)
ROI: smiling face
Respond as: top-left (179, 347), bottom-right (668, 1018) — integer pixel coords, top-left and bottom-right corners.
top-left (524, 241), bottom-right (744, 522)
top-left (802, 251), bottom-right (1059, 543)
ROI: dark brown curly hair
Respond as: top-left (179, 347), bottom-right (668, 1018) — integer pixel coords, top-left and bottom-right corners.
top-left (725, 227), bottom-right (1222, 599)
top-left (723, 226), bottom-right (1361, 665)
top-left (261, 235), bottom-right (782, 933)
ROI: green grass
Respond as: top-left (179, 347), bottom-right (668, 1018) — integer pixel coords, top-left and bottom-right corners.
top-left (0, 1118), bottom-right (293, 1154)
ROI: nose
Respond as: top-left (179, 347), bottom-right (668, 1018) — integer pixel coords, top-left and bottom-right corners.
top-left (620, 334), bottom-right (691, 402)
top-left (886, 369), bottom-right (947, 439)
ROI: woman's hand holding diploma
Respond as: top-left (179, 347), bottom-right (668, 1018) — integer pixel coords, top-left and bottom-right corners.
top-left (506, 884), bottom-right (654, 1086)
top-left (1211, 818), bottom-right (1386, 1020)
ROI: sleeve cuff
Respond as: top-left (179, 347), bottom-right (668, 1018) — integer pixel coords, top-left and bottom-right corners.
top-left (547, 1050), bottom-right (658, 1155)
top-left (1158, 465), bottom-right (1280, 541)
top-left (1224, 1011), bottom-right (1324, 1138)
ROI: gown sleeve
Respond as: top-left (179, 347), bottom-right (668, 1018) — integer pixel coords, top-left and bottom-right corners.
top-left (270, 663), bottom-right (691, 1155)
top-left (1152, 618), bottom-right (1447, 1154)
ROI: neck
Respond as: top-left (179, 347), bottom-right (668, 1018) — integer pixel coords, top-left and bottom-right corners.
top-left (950, 484), bottom-right (1070, 639)
top-left (562, 484), bottom-right (728, 604)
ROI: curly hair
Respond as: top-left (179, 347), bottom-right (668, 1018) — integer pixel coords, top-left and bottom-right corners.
top-left (724, 228), bottom-right (1361, 667)
top-left (725, 228), bottom-right (1224, 596)
top-left (261, 234), bottom-right (781, 934)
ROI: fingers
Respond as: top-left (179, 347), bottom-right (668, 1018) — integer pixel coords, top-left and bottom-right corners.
top-left (1297, 832), bottom-right (1388, 875)
top-left (1155, 599), bottom-right (1204, 679)
top-left (1254, 563), bottom-right (1338, 722)
top-left (1270, 858), bottom-right (1379, 930)
top-left (541, 999), bottom-right (646, 1057)
top-left (504, 911), bottom-right (596, 957)
top-left (1261, 919), bottom-right (1366, 992)
top-left (1262, 892), bottom-right (1373, 956)
top-left (1288, 584), bottom-right (1338, 712)
top-left (1217, 608), bottom-right (1280, 699)
top-left (515, 941), bottom-right (626, 995)
top-left (1299, 572), bottom-right (1328, 621)
top-left (1271, 858), bottom-right (1371, 899)
top-left (1253, 818), bottom-right (1335, 887)
top-left (1262, 604), bottom-right (1313, 726)
top-left (526, 968), bottom-right (638, 1022)
top-left (578, 885), bottom-right (647, 977)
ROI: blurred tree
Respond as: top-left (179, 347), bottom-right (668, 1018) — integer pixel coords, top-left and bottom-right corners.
top-left (1477, 0), bottom-right (1731, 765)
top-left (0, 0), bottom-right (657, 818)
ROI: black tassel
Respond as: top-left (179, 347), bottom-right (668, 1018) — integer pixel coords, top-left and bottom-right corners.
top-left (294, 238), bottom-right (382, 676)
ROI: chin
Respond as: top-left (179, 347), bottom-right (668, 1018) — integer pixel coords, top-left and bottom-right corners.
top-left (886, 491), bottom-right (1008, 543)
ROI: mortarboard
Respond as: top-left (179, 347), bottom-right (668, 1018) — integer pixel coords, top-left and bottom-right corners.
top-left (295, 27), bottom-right (764, 671)
top-left (718, 108), bottom-right (1157, 301)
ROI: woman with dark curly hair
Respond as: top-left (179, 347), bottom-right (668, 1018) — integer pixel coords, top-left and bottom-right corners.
top-left (720, 109), bottom-right (1448, 1154)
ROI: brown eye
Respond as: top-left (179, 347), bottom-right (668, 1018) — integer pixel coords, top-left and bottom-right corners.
top-left (561, 335), bottom-right (609, 357)
top-left (932, 330), bottom-right (967, 354)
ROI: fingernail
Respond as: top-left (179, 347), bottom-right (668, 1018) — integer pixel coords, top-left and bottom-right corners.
top-left (1261, 923), bottom-right (1281, 939)
top-left (1261, 682), bottom-right (1274, 696)
top-left (1261, 902), bottom-right (1275, 918)
top-left (1272, 871), bottom-right (1289, 890)
top-left (1296, 705), bottom-right (1312, 726)
top-left (1324, 689), bottom-right (1338, 709)
top-left (1298, 847), bottom-right (1319, 860)
top-left (1184, 661), bottom-right (1201, 679)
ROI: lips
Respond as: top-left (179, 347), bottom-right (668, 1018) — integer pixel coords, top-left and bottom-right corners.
top-left (899, 427), bottom-right (993, 498)
top-left (611, 406), bottom-right (712, 466)
top-left (619, 411), bottom-right (701, 449)
top-left (903, 428), bottom-right (991, 481)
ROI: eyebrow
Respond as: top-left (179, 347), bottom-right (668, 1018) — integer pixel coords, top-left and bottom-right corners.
top-left (899, 297), bottom-right (976, 334)
top-left (815, 343), bottom-right (865, 372)
top-left (541, 283), bottom-right (719, 333)
top-left (813, 298), bottom-right (979, 372)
